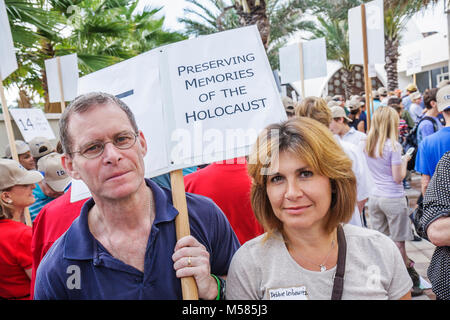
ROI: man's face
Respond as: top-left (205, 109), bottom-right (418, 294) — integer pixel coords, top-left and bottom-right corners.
top-left (329, 118), bottom-right (343, 135)
top-left (62, 103), bottom-right (147, 201)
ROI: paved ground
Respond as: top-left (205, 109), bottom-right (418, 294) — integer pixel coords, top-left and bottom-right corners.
top-left (364, 171), bottom-right (437, 300)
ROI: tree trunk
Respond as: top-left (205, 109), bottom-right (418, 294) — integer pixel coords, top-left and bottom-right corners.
top-left (384, 37), bottom-right (399, 91)
top-left (235, 0), bottom-right (270, 50)
top-left (18, 90), bottom-right (32, 108)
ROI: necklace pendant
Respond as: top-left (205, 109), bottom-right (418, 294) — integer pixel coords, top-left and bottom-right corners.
top-left (320, 264), bottom-right (326, 272)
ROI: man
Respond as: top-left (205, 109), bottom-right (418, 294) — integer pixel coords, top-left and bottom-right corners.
top-left (329, 106), bottom-right (366, 146)
top-left (415, 84), bottom-right (450, 195)
top-left (34, 92), bottom-right (240, 299)
top-left (4, 140), bottom-right (36, 170)
top-left (416, 88), bottom-right (443, 145)
top-left (372, 89), bottom-right (381, 112)
top-left (378, 87), bottom-right (389, 106)
top-left (184, 157), bottom-right (263, 245)
top-left (402, 83), bottom-right (423, 112)
top-left (29, 152), bottom-right (72, 222)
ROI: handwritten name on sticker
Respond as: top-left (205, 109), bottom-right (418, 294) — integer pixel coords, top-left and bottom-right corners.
top-left (268, 286), bottom-right (308, 300)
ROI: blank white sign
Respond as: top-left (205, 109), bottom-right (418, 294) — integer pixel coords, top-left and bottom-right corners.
top-left (45, 53), bottom-right (79, 102)
top-left (0, 0), bottom-right (17, 80)
top-left (349, 0), bottom-right (385, 65)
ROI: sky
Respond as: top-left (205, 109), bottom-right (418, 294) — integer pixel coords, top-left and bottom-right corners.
top-left (139, 0), bottom-right (448, 35)
top-left (4, 0), bottom-right (449, 104)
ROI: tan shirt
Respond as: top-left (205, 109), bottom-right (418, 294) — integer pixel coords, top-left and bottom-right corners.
top-left (226, 224), bottom-right (412, 300)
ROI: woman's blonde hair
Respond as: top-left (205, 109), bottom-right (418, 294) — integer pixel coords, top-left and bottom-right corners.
top-left (295, 97), bottom-right (332, 127)
top-left (365, 106), bottom-right (400, 158)
top-left (248, 117), bottom-right (356, 237)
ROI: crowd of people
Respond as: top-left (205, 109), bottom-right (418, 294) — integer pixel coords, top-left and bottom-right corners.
top-left (0, 81), bottom-right (449, 300)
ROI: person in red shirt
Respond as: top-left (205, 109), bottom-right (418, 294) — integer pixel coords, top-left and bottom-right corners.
top-left (184, 157), bottom-right (263, 244)
top-left (30, 187), bottom-right (87, 298)
top-left (0, 159), bottom-right (43, 299)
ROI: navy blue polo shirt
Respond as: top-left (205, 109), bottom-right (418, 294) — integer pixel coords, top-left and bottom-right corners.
top-left (34, 179), bottom-right (240, 299)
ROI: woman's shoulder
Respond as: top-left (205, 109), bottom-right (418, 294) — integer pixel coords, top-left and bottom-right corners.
top-left (343, 224), bottom-right (397, 251)
top-left (234, 232), bottom-right (285, 260)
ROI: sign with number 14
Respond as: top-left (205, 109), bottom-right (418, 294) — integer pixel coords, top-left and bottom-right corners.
top-left (9, 108), bottom-right (56, 142)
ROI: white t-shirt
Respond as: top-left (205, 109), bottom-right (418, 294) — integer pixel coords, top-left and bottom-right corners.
top-left (336, 138), bottom-right (374, 227)
top-left (226, 224), bottom-right (412, 300)
top-left (342, 127), bottom-right (367, 147)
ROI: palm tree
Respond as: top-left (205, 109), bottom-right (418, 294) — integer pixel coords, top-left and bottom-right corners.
top-left (6, 0), bottom-right (186, 111)
top-left (308, 16), bottom-right (360, 98)
top-left (383, 0), bottom-right (439, 91)
top-left (179, 0), bottom-right (314, 70)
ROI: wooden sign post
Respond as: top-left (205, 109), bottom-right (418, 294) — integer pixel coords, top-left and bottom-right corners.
top-left (170, 169), bottom-right (199, 300)
top-left (56, 56), bottom-right (66, 113)
top-left (0, 69), bottom-right (32, 226)
top-left (298, 42), bottom-right (306, 99)
top-left (361, 4), bottom-right (373, 131)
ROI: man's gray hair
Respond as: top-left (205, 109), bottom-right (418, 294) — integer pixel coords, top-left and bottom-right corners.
top-left (59, 92), bottom-right (139, 155)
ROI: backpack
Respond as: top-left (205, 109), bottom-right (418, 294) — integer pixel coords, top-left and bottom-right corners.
top-left (402, 116), bottom-right (438, 171)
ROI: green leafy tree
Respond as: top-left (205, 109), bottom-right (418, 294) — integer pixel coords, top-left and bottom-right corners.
top-left (179, 0), bottom-right (314, 70)
top-left (5, 0), bottom-right (186, 111)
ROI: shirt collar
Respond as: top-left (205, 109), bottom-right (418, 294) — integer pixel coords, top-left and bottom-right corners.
top-left (64, 178), bottom-right (179, 260)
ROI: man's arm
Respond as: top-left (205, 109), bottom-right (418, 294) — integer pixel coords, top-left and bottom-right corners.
top-left (427, 217), bottom-right (450, 247)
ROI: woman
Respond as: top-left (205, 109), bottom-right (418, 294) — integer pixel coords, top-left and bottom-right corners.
top-left (226, 117), bottom-right (412, 300)
top-left (418, 151), bottom-right (450, 300)
top-left (0, 159), bottom-right (43, 300)
top-left (362, 106), bottom-right (421, 296)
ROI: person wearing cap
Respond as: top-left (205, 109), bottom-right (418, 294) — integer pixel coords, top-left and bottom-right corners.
top-left (346, 98), bottom-right (365, 133)
top-left (372, 89), bottom-right (381, 113)
top-left (329, 106), bottom-right (367, 147)
top-left (0, 159), bottom-right (43, 300)
top-left (378, 87), bottom-right (389, 106)
top-left (34, 92), bottom-right (239, 300)
top-left (402, 83), bottom-right (425, 113)
top-left (415, 84), bottom-right (450, 195)
top-left (408, 91), bottom-right (425, 123)
top-left (4, 140), bottom-right (36, 171)
top-left (28, 136), bottom-right (55, 166)
top-left (28, 152), bottom-right (72, 222)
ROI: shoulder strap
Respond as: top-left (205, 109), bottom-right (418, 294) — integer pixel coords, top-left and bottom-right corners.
top-left (331, 225), bottom-right (346, 300)
top-left (420, 116), bottom-right (438, 132)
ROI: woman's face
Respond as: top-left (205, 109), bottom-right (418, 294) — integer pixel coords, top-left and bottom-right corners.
top-left (4, 184), bottom-right (36, 209)
top-left (266, 151), bottom-right (332, 233)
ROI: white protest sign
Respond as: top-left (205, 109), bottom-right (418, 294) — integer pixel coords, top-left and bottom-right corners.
top-left (279, 43), bottom-right (301, 84)
top-left (349, 0), bottom-right (385, 65)
top-left (406, 51), bottom-right (421, 76)
top-left (302, 38), bottom-right (327, 80)
top-left (279, 38), bottom-right (327, 84)
top-left (45, 53), bottom-right (79, 102)
top-left (71, 25), bottom-right (286, 202)
top-left (0, 0), bottom-right (17, 80)
top-left (9, 108), bottom-right (56, 141)
top-left (165, 25), bottom-right (286, 167)
top-left (78, 50), bottom-right (167, 178)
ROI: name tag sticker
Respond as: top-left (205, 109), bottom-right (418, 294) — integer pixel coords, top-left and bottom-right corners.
top-left (268, 286), bottom-right (309, 300)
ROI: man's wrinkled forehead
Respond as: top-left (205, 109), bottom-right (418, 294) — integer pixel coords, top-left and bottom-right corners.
top-left (67, 102), bottom-right (133, 140)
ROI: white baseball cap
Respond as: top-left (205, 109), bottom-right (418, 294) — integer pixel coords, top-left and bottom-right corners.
top-left (37, 153), bottom-right (71, 192)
